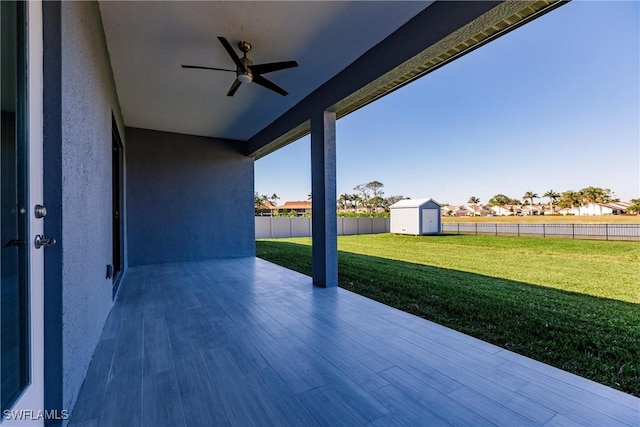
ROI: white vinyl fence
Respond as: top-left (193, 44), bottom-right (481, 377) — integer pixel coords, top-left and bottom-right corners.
top-left (256, 217), bottom-right (390, 239)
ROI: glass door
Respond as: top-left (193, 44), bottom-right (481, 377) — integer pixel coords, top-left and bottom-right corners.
top-left (1, 0), bottom-right (30, 413)
top-left (112, 120), bottom-right (123, 296)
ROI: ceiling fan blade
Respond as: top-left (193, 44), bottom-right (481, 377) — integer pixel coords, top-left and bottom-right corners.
top-left (217, 36), bottom-right (245, 71)
top-left (250, 61), bottom-right (298, 75)
top-left (227, 79), bottom-right (241, 97)
top-left (253, 75), bottom-right (288, 96)
top-left (182, 65), bottom-right (235, 72)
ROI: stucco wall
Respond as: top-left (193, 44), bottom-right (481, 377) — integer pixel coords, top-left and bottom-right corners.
top-left (60, 1), bottom-right (124, 415)
top-left (126, 127), bottom-right (254, 267)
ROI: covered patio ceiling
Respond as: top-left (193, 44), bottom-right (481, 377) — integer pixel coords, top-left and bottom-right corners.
top-left (99, 1), bottom-right (563, 157)
top-left (99, 1), bottom-right (431, 140)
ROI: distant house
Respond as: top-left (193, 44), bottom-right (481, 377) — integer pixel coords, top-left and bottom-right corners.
top-left (466, 204), bottom-right (492, 216)
top-left (507, 205), bottom-right (524, 216)
top-left (563, 202), bottom-right (631, 216)
top-left (441, 205), bottom-right (456, 216)
top-left (522, 205), bottom-right (544, 216)
top-left (490, 205), bottom-right (512, 216)
top-left (491, 205), bottom-right (524, 216)
top-left (440, 205), bottom-right (468, 216)
top-left (452, 206), bottom-right (473, 217)
top-left (277, 201), bottom-right (312, 216)
top-left (606, 201), bottom-right (632, 215)
top-left (256, 200), bottom-right (279, 216)
top-left (542, 206), bottom-right (556, 216)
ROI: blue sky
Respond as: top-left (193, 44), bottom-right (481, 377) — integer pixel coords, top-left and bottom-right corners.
top-left (255, 1), bottom-right (639, 206)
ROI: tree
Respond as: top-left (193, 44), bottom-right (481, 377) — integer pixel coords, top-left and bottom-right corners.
top-left (468, 196), bottom-right (480, 205)
top-left (352, 181), bottom-right (386, 212)
top-left (523, 191), bottom-right (538, 215)
top-left (629, 199), bottom-right (640, 215)
top-left (558, 190), bottom-right (583, 214)
top-left (543, 190), bottom-right (560, 214)
top-left (353, 184), bottom-right (370, 212)
top-left (254, 192), bottom-right (268, 216)
top-left (351, 194), bottom-right (362, 212)
top-left (369, 196), bottom-right (385, 212)
top-left (383, 195), bottom-right (407, 211)
top-left (580, 186), bottom-right (613, 215)
top-left (384, 195), bottom-right (408, 206)
top-left (337, 194), bottom-right (350, 212)
top-left (487, 194), bottom-right (510, 207)
top-left (366, 181), bottom-right (385, 198)
top-left (366, 181), bottom-right (385, 212)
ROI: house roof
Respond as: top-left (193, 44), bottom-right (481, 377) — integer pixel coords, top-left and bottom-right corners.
top-left (390, 198), bottom-right (441, 209)
top-left (467, 205), bottom-right (491, 212)
top-left (603, 201), bottom-right (631, 209)
top-left (98, 1), bottom-right (564, 158)
top-left (278, 201), bottom-right (312, 210)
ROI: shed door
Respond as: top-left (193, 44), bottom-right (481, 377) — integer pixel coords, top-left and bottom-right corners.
top-left (421, 209), bottom-right (439, 234)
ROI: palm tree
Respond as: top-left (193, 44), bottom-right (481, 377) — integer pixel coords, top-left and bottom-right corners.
top-left (468, 196), bottom-right (480, 205)
top-left (523, 191), bottom-right (538, 216)
top-left (543, 190), bottom-right (560, 214)
top-left (352, 194), bottom-right (363, 212)
top-left (254, 192), bottom-right (268, 216)
top-left (337, 194), bottom-right (350, 212)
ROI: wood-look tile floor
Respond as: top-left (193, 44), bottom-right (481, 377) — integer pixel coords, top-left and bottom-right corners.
top-left (69, 257), bottom-right (639, 426)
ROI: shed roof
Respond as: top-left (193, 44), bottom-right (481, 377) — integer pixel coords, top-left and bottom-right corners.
top-left (390, 198), bottom-right (441, 209)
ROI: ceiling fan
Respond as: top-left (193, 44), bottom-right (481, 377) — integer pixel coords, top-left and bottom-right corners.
top-left (182, 37), bottom-right (298, 97)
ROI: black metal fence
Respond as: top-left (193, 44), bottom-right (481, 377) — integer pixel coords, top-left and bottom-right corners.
top-left (442, 223), bottom-right (640, 241)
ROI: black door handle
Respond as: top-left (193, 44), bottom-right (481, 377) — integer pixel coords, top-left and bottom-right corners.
top-left (34, 235), bottom-right (56, 249)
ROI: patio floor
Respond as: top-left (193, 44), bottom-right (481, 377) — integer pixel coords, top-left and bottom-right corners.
top-left (69, 257), bottom-right (639, 427)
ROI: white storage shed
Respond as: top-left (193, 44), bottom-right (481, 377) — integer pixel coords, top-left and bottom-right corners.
top-left (390, 198), bottom-right (442, 235)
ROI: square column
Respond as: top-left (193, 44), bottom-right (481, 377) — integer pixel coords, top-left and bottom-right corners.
top-left (311, 110), bottom-right (337, 288)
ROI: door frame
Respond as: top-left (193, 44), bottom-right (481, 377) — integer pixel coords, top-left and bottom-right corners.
top-left (111, 116), bottom-right (123, 298)
top-left (3, 1), bottom-right (45, 424)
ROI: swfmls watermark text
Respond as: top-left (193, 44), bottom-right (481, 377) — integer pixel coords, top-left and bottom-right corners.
top-left (3, 409), bottom-right (69, 421)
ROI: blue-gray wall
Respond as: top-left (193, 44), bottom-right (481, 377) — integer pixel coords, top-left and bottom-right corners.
top-left (56, 0), bottom-right (125, 418)
top-left (126, 127), bottom-right (254, 267)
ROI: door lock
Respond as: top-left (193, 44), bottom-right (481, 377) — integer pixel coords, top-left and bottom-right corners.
top-left (34, 234), bottom-right (56, 249)
top-left (34, 204), bottom-right (47, 219)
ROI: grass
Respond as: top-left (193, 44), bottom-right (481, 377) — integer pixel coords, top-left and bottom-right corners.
top-left (442, 215), bottom-right (640, 224)
top-left (256, 234), bottom-right (640, 396)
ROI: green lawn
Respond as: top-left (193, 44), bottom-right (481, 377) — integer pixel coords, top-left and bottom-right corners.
top-left (256, 234), bottom-right (640, 396)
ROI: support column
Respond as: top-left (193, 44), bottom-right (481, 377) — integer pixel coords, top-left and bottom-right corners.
top-left (311, 110), bottom-right (337, 288)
